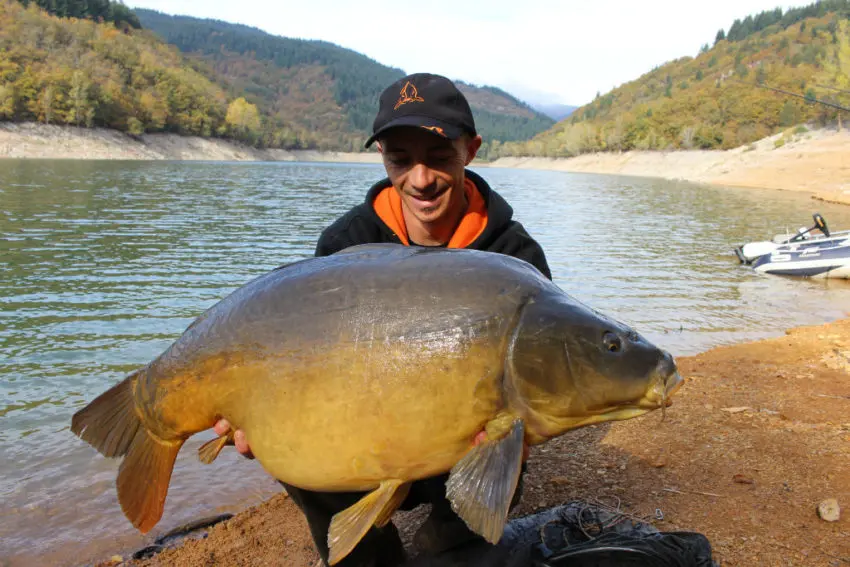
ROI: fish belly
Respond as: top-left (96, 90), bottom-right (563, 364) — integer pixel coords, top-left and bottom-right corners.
top-left (223, 340), bottom-right (505, 491)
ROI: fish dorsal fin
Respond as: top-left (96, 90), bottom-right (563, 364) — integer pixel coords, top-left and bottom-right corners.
top-left (197, 431), bottom-right (234, 464)
top-left (327, 479), bottom-right (408, 565)
top-left (445, 418), bottom-right (525, 544)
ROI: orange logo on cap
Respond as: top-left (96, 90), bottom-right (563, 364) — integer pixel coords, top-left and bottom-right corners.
top-left (394, 81), bottom-right (425, 110)
top-left (421, 126), bottom-right (446, 136)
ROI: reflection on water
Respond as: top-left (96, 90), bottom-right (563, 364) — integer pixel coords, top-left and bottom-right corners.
top-left (3, 160), bottom-right (850, 565)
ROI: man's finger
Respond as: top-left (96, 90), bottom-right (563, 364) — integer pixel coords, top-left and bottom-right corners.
top-left (233, 430), bottom-right (255, 459)
top-left (213, 419), bottom-right (231, 436)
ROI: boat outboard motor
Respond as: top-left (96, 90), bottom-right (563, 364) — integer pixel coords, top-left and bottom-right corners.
top-left (789, 213), bottom-right (830, 242)
top-left (814, 212), bottom-right (830, 237)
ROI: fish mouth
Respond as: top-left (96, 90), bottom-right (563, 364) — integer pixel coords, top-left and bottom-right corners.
top-left (543, 371), bottom-right (686, 432)
top-left (638, 371), bottom-right (684, 410)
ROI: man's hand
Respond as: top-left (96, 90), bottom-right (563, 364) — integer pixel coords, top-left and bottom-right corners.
top-left (214, 419), bottom-right (254, 459)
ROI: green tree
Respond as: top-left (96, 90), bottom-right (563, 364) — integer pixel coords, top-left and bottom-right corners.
top-left (805, 88), bottom-right (817, 103)
top-left (69, 70), bottom-right (93, 126)
top-left (39, 84), bottom-right (57, 124)
top-left (0, 84), bottom-right (15, 118)
top-left (225, 97), bottom-right (261, 143)
top-left (779, 100), bottom-right (799, 126)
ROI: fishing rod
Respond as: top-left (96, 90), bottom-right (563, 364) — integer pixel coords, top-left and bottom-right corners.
top-left (727, 78), bottom-right (850, 112)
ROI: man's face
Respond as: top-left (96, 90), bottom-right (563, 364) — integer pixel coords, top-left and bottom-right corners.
top-left (378, 127), bottom-right (482, 228)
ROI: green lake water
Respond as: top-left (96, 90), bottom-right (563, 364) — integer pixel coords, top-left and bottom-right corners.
top-left (3, 159), bottom-right (850, 565)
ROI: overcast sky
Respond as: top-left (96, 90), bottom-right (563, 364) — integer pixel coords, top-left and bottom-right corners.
top-left (129, 0), bottom-right (800, 106)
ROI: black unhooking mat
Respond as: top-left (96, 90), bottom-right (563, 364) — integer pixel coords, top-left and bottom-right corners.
top-left (406, 500), bottom-right (717, 567)
top-left (127, 501), bottom-right (716, 566)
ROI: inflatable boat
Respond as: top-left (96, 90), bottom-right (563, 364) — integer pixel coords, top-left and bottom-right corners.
top-left (735, 213), bottom-right (850, 279)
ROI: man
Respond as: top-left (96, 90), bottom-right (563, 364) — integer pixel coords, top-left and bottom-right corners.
top-left (215, 73), bottom-right (551, 566)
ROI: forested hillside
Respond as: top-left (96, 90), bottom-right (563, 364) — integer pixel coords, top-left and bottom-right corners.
top-left (499, 0), bottom-right (850, 158)
top-left (135, 9), bottom-right (554, 151)
top-left (16, 0), bottom-right (140, 28)
top-left (0, 1), bottom-right (245, 140)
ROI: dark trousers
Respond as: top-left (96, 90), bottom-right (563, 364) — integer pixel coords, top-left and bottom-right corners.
top-left (282, 466), bottom-right (526, 567)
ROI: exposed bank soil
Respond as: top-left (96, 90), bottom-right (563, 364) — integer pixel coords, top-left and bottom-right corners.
top-left (4, 122), bottom-right (850, 206)
top-left (99, 318), bottom-right (850, 567)
top-left (0, 122), bottom-right (382, 163)
top-left (488, 128), bottom-right (850, 205)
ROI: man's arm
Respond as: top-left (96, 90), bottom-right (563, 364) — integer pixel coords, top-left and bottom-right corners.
top-left (314, 207), bottom-right (393, 257)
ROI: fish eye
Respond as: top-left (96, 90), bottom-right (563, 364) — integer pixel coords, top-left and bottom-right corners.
top-left (602, 332), bottom-right (622, 353)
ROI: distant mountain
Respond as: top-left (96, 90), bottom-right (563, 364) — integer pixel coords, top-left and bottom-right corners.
top-left (531, 103), bottom-right (578, 121)
top-left (498, 0), bottom-right (850, 158)
top-left (135, 9), bottom-right (554, 151)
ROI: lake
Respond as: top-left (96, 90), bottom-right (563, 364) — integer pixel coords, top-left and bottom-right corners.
top-left (3, 159), bottom-right (850, 566)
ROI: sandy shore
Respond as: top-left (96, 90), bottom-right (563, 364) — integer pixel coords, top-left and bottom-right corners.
top-left (80, 317), bottom-right (850, 567)
top-left (488, 127), bottom-right (850, 205)
top-left (0, 122), bottom-right (383, 164)
top-left (4, 123), bottom-right (850, 206)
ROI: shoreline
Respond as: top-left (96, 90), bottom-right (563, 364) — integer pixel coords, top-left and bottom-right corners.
top-left (0, 122), bottom-right (384, 164)
top-left (486, 127), bottom-right (850, 205)
top-left (84, 316), bottom-right (846, 567)
top-left (3, 122), bottom-right (850, 203)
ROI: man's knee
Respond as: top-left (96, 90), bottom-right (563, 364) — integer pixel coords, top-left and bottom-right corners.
top-left (280, 482), bottom-right (406, 567)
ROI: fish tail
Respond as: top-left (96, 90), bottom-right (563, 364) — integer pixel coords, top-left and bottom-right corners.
top-left (71, 371), bottom-right (184, 533)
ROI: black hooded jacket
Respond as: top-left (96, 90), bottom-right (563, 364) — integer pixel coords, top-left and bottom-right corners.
top-left (314, 169), bottom-right (552, 280)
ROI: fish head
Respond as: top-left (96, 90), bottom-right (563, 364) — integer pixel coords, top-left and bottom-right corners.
top-left (508, 293), bottom-right (683, 437)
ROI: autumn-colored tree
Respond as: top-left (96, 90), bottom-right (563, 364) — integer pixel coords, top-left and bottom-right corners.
top-left (225, 97), bottom-right (261, 144)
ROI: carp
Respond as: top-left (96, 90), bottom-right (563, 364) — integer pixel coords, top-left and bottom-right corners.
top-left (71, 244), bottom-right (682, 564)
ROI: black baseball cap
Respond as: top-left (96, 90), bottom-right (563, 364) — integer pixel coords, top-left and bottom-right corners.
top-left (365, 73), bottom-right (477, 148)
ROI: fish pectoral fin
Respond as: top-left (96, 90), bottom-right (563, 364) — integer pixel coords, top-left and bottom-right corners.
top-left (198, 432), bottom-right (234, 464)
top-left (327, 479), bottom-right (406, 565)
top-left (445, 418), bottom-right (525, 545)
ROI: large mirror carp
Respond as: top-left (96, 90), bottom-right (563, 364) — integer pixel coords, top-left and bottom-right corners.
top-left (71, 243), bottom-right (683, 564)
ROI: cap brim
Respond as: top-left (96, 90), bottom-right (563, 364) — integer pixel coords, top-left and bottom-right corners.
top-left (364, 115), bottom-right (463, 148)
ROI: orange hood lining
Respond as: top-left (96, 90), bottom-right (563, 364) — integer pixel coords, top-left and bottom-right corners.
top-left (372, 178), bottom-right (488, 248)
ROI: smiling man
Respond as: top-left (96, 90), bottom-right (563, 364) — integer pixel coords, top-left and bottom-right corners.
top-left (216, 73), bottom-right (552, 566)
top-left (313, 73), bottom-right (552, 271)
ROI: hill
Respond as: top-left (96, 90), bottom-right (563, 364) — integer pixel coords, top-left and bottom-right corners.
top-left (0, 1), bottom-right (245, 141)
top-left (499, 1), bottom-right (850, 158)
top-left (16, 0), bottom-right (141, 28)
top-left (134, 9), bottom-right (554, 151)
top-left (0, 2), bottom-right (554, 152)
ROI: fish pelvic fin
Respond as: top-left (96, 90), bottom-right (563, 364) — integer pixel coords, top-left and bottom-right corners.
top-left (198, 431), bottom-right (234, 464)
top-left (445, 418), bottom-right (525, 545)
top-left (327, 479), bottom-right (408, 565)
top-left (70, 370), bottom-right (183, 534)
